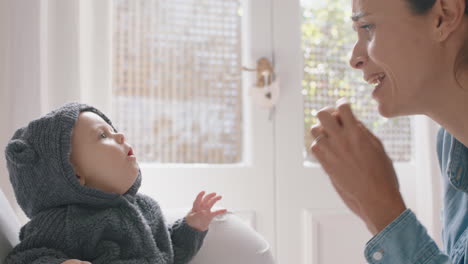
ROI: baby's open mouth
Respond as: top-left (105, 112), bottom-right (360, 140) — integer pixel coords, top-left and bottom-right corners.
top-left (128, 148), bottom-right (134, 156)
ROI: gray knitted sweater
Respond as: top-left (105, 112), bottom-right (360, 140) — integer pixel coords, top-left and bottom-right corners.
top-left (4, 102), bottom-right (206, 264)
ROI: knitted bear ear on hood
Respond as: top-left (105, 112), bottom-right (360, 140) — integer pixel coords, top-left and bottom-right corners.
top-left (5, 128), bottom-right (39, 167)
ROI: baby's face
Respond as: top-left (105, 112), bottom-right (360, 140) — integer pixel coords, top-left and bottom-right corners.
top-left (69, 111), bottom-right (139, 194)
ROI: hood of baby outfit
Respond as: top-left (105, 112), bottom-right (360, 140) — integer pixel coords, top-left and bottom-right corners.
top-left (5, 102), bottom-right (141, 218)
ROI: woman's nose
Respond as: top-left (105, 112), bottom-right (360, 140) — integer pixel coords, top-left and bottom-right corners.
top-left (349, 42), bottom-right (367, 69)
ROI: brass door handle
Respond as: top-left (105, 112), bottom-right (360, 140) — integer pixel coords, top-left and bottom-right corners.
top-left (242, 57), bottom-right (275, 88)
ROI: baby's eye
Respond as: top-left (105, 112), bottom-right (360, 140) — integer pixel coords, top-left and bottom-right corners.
top-left (100, 132), bottom-right (107, 139)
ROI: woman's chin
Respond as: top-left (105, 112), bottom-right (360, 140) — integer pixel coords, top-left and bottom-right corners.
top-left (378, 103), bottom-right (412, 118)
top-left (377, 102), bottom-right (399, 118)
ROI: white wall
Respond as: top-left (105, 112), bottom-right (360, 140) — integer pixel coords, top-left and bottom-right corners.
top-left (0, 0), bottom-right (85, 224)
top-left (0, 0), bottom-right (45, 224)
top-left (0, 0), bottom-right (16, 218)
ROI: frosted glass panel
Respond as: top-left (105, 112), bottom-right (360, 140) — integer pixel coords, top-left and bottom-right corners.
top-left (112, 0), bottom-right (243, 164)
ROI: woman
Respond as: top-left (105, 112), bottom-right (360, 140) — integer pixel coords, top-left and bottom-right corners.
top-left (310, 0), bottom-right (468, 263)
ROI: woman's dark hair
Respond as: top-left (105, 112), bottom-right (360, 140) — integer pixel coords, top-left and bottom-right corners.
top-left (406, 0), bottom-right (468, 15)
top-left (405, 0), bottom-right (468, 89)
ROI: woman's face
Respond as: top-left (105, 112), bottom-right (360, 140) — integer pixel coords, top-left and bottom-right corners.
top-left (349, 0), bottom-right (442, 117)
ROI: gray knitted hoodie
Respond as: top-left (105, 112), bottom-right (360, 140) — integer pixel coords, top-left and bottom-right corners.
top-left (4, 102), bottom-right (206, 264)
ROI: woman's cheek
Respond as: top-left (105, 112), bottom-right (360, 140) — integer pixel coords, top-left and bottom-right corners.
top-left (367, 36), bottom-right (378, 61)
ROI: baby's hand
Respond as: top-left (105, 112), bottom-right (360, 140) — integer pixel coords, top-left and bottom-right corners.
top-left (185, 191), bottom-right (227, 232)
top-left (61, 260), bottom-right (91, 264)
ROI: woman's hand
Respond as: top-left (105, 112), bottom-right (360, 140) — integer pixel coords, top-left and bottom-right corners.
top-left (309, 101), bottom-right (406, 235)
top-left (185, 191), bottom-right (227, 232)
top-left (61, 260), bottom-right (91, 264)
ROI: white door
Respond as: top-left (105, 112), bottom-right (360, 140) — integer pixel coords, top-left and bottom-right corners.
top-left (80, 0), bottom-right (278, 254)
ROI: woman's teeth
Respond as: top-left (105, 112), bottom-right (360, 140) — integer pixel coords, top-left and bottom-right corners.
top-left (369, 73), bottom-right (386, 86)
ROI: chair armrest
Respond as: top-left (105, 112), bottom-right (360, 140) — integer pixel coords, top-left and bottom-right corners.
top-left (0, 189), bottom-right (21, 264)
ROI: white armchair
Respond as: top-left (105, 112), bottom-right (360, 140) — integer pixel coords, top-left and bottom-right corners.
top-left (0, 189), bottom-right (275, 264)
top-left (165, 209), bottom-right (275, 264)
top-left (0, 189), bottom-right (20, 264)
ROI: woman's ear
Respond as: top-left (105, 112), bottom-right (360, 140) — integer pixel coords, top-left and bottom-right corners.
top-left (433, 0), bottom-right (466, 40)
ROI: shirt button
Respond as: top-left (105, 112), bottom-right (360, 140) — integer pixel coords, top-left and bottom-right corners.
top-left (372, 250), bottom-right (384, 261)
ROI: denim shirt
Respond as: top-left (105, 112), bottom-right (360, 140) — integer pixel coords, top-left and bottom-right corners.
top-left (364, 128), bottom-right (468, 264)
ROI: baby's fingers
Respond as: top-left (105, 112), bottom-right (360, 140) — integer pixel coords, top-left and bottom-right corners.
top-left (201, 192), bottom-right (217, 206)
top-left (211, 209), bottom-right (227, 217)
top-left (205, 195), bottom-right (222, 210)
top-left (192, 191), bottom-right (205, 211)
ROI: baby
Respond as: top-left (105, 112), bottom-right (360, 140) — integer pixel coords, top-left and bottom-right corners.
top-left (4, 102), bottom-right (226, 264)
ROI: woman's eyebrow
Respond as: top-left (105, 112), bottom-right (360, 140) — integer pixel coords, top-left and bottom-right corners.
top-left (351, 11), bottom-right (370, 22)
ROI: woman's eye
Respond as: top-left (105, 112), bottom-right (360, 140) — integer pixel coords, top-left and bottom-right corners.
top-left (360, 24), bottom-right (374, 32)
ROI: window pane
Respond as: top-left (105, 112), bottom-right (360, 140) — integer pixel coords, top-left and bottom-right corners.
top-left (112, 0), bottom-right (243, 164)
top-left (301, 0), bottom-right (412, 162)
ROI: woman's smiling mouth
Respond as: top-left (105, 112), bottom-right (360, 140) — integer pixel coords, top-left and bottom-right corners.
top-left (365, 72), bottom-right (386, 98)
